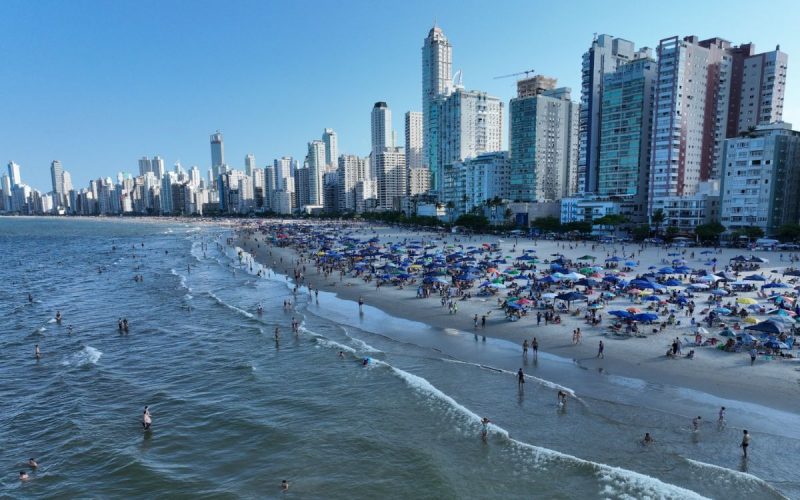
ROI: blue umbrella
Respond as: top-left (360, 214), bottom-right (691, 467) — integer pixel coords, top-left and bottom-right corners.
top-left (633, 313), bottom-right (659, 322)
top-left (664, 278), bottom-right (683, 286)
top-left (714, 307), bottom-right (732, 315)
top-left (710, 289), bottom-right (729, 296)
top-left (644, 295), bottom-right (661, 302)
top-left (625, 260), bottom-right (638, 266)
top-left (609, 310), bottom-right (632, 319)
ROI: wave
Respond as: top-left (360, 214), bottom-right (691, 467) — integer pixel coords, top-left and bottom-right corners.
top-left (170, 268), bottom-right (191, 292)
top-left (207, 291), bottom-right (255, 319)
top-left (314, 337), bottom-right (357, 354)
top-left (62, 346), bottom-right (102, 367)
top-left (440, 358), bottom-right (578, 398)
top-left (683, 457), bottom-right (784, 498)
top-left (388, 365), bottom-right (706, 500)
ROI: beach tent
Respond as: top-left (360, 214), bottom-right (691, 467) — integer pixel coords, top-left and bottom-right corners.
top-left (633, 313), bottom-right (659, 322)
top-left (745, 320), bottom-right (786, 334)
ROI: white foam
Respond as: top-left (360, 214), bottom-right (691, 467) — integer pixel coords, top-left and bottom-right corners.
top-left (62, 346), bottom-right (102, 367)
top-left (441, 358), bottom-right (577, 398)
top-left (683, 458), bottom-right (781, 495)
top-left (314, 337), bottom-right (357, 354)
top-left (207, 291), bottom-right (255, 319)
top-left (347, 336), bottom-right (382, 353)
top-left (389, 364), bottom-right (706, 500)
top-left (170, 268), bottom-right (191, 292)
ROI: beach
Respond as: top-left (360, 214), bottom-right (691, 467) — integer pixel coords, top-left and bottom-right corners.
top-left (238, 220), bottom-right (800, 415)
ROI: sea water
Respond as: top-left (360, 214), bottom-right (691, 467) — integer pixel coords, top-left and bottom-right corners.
top-left (0, 217), bottom-right (795, 499)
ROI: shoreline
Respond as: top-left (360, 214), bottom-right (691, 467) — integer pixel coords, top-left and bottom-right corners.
top-left (236, 222), bottom-right (800, 416)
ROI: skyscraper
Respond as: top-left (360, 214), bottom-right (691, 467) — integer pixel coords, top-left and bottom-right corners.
top-left (273, 157), bottom-right (294, 191)
top-left (578, 35), bottom-right (650, 194)
top-left (597, 56), bottom-right (656, 213)
top-left (509, 79), bottom-right (579, 202)
top-left (432, 88), bottom-right (503, 193)
top-left (371, 102), bottom-right (392, 155)
top-left (306, 140), bottom-right (326, 206)
top-left (245, 154), bottom-right (257, 177)
top-left (322, 129), bottom-right (338, 168)
top-left (374, 147), bottom-right (407, 210)
top-left (138, 157), bottom-right (152, 176)
top-left (405, 111), bottom-right (424, 171)
top-left (152, 156), bottom-right (165, 179)
top-left (422, 24), bottom-right (453, 191)
top-left (210, 131), bottom-right (224, 181)
top-left (7, 161), bottom-right (21, 187)
top-left (50, 160), bottom-right (65, 197)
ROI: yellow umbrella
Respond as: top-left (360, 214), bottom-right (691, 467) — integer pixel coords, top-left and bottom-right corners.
top-left (638, 289), bottom-right (653, 295)
top-left (737, 297), bottom-right (757, 305)
top-left (743, 316), bottom-right (758, 324)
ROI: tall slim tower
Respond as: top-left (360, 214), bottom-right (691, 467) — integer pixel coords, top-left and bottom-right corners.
top-left (210, 131), bottom-right (225, 181)
top-left (245, 154), bottom-right (257, 176)
top-left (405, 111), bottom-right (424, 170)
top-left (371, 102), bottom-right (392, 155)
top-left (50, 160), bottom-right (64, 197)
top-left (306, 141), bottom-right (326, 205)
top-left (152, 155), bottom-right (165, 179)
top-left (7, 161), bottom-right (21, 186)
top-left (422, 24), bottom-right (453, 187)
top-left (578, 35), bottom-right (649, 194)
top-left (322, 129), bottom-right (338, 168)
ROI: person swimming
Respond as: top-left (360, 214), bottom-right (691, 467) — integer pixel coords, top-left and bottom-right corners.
top-left (642, 433), bottom-right (654, 445)
top-left (28, 458), bottom-right (38, 468)
top-left (55, 311), bottom-right (62, 324)
top-left (28, 293), bottom-right (33, 303)
top-left (281, 479), bottom-right (289, 491)
top-left (557, 390), bottom-right (567, 406)
top-left (362, 357), bottom-right (370, 366)
top-left (19, 471), bottom-right (29, 481)
top-left (142, 406), bottom-right (152, 430)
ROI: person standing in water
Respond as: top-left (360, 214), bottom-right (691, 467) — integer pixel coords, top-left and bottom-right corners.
top-left (55, 311), bottom-right (62, 324)
top-left (532, 338), bottom-right (538, 359)
top-left (692, 416), bottom-right (702, 431)
top-left (517, 368), bottom-right (525, 390)
top-left (557, 390), bottom-right (567, 406)
top-left (142, 406), bottom-right (152, 430)
top-left (718, 406), bottom-right (726, 425)
top-left (480, 417), bottom-right (490, 440)
top-left (35, 344), bottom-right (41, 360)
top-left (642, 433), bottom-right (654, 445)
top-left (358, 296), bottom-right (364, 313)
top-left (597, 340), bottom-right (604, 359)
top-left (741, 430), bottom-right (751, 457)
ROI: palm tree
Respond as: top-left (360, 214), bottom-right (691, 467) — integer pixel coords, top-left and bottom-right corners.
top-left (651, 209), bottom-right (665, 237)
top-left (445, 201), bottom-right (455, 223)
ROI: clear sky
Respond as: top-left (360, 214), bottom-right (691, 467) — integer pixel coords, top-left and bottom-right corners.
top-left (2, 0), bottom-right (798, 191)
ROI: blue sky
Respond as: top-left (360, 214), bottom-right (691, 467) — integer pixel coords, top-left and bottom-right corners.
top-left (2, 0), bottom-right (798, 191)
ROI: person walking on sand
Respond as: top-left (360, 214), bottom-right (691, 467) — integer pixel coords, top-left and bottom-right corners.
top-left (597, 340), bottom-right (604, 358)
top-left (750, 347), bottom-right (757, 365)
top-left (718, 406), bottom-right (726, 425)
top-left (741, 430), bottom-right (751, 457)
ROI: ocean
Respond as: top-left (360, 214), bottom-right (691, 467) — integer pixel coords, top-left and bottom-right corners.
top-left (0, 217), bottom-right (796, 499)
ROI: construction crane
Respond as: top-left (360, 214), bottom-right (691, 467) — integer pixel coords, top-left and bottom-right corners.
top-left (493, 69), bottom-right (535, 80)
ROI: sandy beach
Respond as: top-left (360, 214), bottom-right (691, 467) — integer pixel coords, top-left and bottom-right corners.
top-left (236, 220), bottom-right (800, 415)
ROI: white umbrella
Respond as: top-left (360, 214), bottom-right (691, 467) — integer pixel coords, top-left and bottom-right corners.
top-left (541, 292), bottom-right (557, 299)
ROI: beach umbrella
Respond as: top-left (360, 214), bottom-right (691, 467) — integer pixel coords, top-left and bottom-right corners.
top-left (606, 256), bottom-right (622, 262)
top-left (633, 313), bottom-right (659, 322)
top-left (541, 293), bottom-right (557, 299)
top-left (627, 307), bottom-right (641, 313)
top-left (700, 250), bottom-right (714, 254)
top-left (765, 340), bottom-right (789, 350)
top-left (609, 310), bottom-right (632, 319)
top-left (563, 272), bottom-right (585, 281)
top-left (658, 267), bottom-right (676, 274)
top-left (695, 327), bottom-right (709, 334)
top-left (668, 252), bottom-right (681, 256)
top-left (710, 289), bottom-right (729, 296)
top-left (556, 291), bottom-right (588, 302)
top-left (579, 267), bottom-right (594, 275)
top-left (714, 307), bottom-right (732, 315)
top-left (762, 282), bottom-right (790, 289)
top-left (783, 270), bottom-right (800, 277)
top-left (719, 329), bottom-right (736, 338)
top-left (739, 333), bottom-right (757, 344)
top-left (737, 297), bottom-right (758, 305)
top-left (488, 283), bottom-right (507, 289)
top-left (743, 316), bottom-right (758, 324)
top-left (664, 278), bottom-right (684, 286)
top-left (577, 255), bottom-right (596, 261)
top-left (745, 320), bottom-right (786, 334)
top-left (674, 266), bottom-right (693, 274)
top-left (689, 283), bottom-right (710, 290)
top-left (644, 295), bottom-right (661, 302)
top-left (744, 274), bottom-right (767, 281)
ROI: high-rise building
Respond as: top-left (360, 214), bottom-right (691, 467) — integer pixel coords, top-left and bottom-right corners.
top-left (210, 131), bottom-right (224, 182)
top-left (8, 161), bottom-right (21, 187)
top-left (306, 141), bottom-right (326, 206)
top-left (405, 111), bottom-right (424, 171)
top-left (432, 88), bottom-right (503, 193)
top-left (322, 129), bottom-right (338, 168)
top-left (152, 156), bottom-right (165, 179)
top-left (273, 157), bottom-right (293, 191)
top-left (579, 35), bottom-right (650, 194)
top-left (245, 154), bottom-right (257, 177)
top-left (407, 167), bottom-right (431, 196)
top-left (443, 151), bottom-right (510, 216)
top-left (423, 24), bottom-right (453, 188)
top-left (138, 157), bottom-right (152, 176)
top-left (516, 75), bottom-right (557, 98)
top-left (337, 154), bottom-right (369, 212)
top-left (720, 122), bottom-right (800, 236)
top-left (374, 147), bottom-right (407, 210)
top-left (50, 160), bottom-right (65, 197)
top-left (509, 81), bottom-right (579, 202)
top-left (2, 174), bottom-right (12, 211)
top-left (371, 102), bottom-right (392, 155)
top-left (597, 56), bottom-right (657, 215)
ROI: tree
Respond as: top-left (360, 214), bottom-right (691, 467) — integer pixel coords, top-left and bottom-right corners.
top-left (694, 221), bottom-right (726, 244)
top-left (665, 225), bottom-right (680, 240)
top-left (631, 224), bottom-right (651, 242)
top-left (531, 216), bottom-right (562, 233)
top-left (563, 221), bottom-right (592, 234)
top-left (775, 223), bottom-right (800, 242)
top-left (592, 214), bottom-right (629, 227)
top-left (454, 213), bottom-right (489, 230)
top-left (732, 226), bottom-right (765, 241)
top-left (651, 209), bottom-right (666, 236)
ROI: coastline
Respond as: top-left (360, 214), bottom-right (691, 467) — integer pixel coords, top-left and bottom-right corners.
top-left (236, 222), bottom-right (800, 417)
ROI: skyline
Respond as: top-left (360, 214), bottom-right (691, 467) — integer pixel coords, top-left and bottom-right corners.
top-left (2, 0), bottom-right (799, 191)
